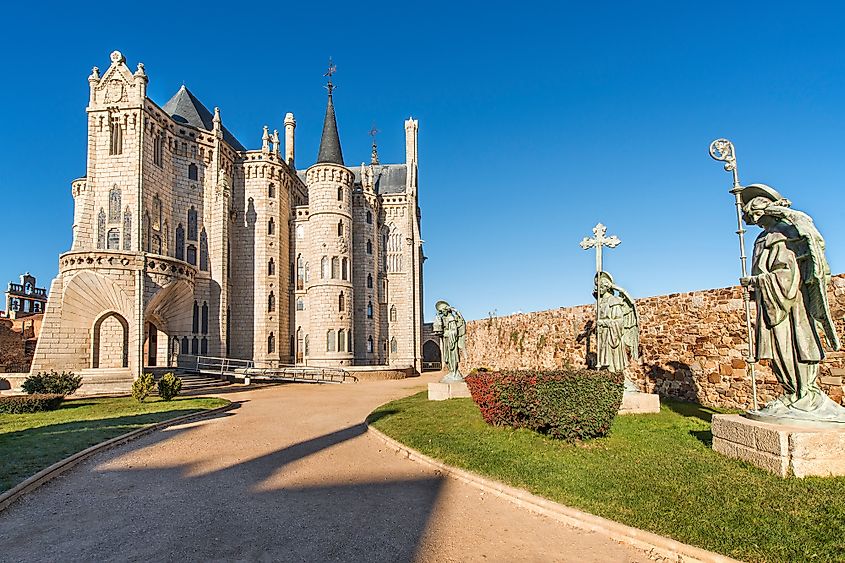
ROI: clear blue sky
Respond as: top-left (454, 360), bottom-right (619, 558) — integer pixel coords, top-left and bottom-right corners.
top-left (1, 1), bottom-right (844, 322)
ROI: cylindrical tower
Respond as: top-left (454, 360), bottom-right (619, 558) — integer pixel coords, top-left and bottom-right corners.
top-left (305, 88), bottom-right (354, 366)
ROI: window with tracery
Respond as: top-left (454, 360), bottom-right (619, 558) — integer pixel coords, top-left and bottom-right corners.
top-left (109, 186), bottom-right (121, 222)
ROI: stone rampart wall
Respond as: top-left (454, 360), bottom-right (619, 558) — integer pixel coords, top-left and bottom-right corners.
top-left (463, 275), bottom-right (845, 410)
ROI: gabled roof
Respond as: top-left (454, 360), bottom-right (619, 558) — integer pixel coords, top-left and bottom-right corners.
top-left (316, 93), bottom-right (344, 165)
top-left (161, 85), bottom-right (246, 151)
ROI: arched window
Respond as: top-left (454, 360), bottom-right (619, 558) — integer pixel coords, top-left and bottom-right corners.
top-left (109, 115), bottom-right (122, 155)
top-left (321, 256), bottom-right (329, 279)
top-left (186, 244), bottom-right (197, 265)
top-left (337, 187), bottom-right (343, 201)
top-left (367, 301), bottom-right (373, 319)
top-left (201, 302), bottom-right (209, 334)
top-left (390, 337), bottom-right (398, 353)
top-left (304, 334), bottom-right (310, 356)
top-left (296, 298), bottom-right (305, 311)
top-left (338, 292), bottom-right (345, 312)
top-left (181, 336), bottom-right (189, 355)
top-left (107, 228), bottom-right (120, 250)
top-left (304, 263), bottom-right (310, 283)
top-left (331, 257), bottom-right (339, 279)
top-left (192, 336), bottom-right (199, 355)
top-left (337, 220), bottom-right (343, 237)
top-left (176, 224), bottom-right (185, 260)
top-left (188, 207), bottom-right (198, 241)
top-left (341, 257), bottom-right (348, 280)
top-left (296, 254), bottom-right (305, 289)
top-left (268, 218), bottom-right (275, 235)
top-left (390, 305), bottom-right (397, 322)
top-left (153, 133), bottom-right (164, 166)
top-left (338, 329), bottom-right (346, 352)
top-left (366, 239), bottom-right (372, 255)
top-left (327, 330), bottom-right (336, 352)
top-left (296, 327), bottom-right (303, 360)
top-left (367, 335), bottom-right (374, 353)
top-left (109, 186), bottom-right (121, 223)
top-left (268, 291), bottom-right (275, 313)
top-left (366, 210), bottom-right (372, 224)
top-left (192, 301), bottom-right (199, 334)
top-left (268, 258), bottom-right (275, 275)
top-left (188, 163), bottom-right (198, 180)
top-left (268, 183), bottom-right (275, 198)
top-left (199, 229), bottom-right (208, 271)
top-left (367, 273), bottom-right (373, 289)
top-left (267, 332), bottom-right (275, 353)
top-left (152, 195), bottom-right (162, 230)
top-left (201, 337), bottom-right (208, 355)
top-left (123, 208), bottom-right (132, 251)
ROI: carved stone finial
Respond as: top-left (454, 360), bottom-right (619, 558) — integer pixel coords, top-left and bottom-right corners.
top-left (89, 67), bottom-right (100, 81)
top-left (134, 62), bottom-right (146, 77)
top-left (110, 51), bottom-right (125, 65)
top-left (213, 107), bottom-right (221, 129)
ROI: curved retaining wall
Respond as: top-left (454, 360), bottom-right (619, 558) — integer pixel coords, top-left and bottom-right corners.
top-left (462, 275), bottom-right (845, 410)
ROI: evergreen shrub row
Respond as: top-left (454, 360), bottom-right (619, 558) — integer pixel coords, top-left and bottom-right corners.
top-left (0, 393), bottom-right (65, 414)
top-left (465, 369), bottom-right (624, 442)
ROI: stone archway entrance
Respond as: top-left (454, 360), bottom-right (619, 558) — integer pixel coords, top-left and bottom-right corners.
top-left (92, 312), bottom-right (129, 369)
top-left (422, 339), bottom-right (441, 371)
top-left (144, 320), bottom-right (173, 368)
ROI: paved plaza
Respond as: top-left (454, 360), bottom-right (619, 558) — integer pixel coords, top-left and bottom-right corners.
top-left (0, 375), bottom-right (645, 562)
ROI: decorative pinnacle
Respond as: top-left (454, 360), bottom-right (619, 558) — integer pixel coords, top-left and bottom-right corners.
top-left (370, 124), bottom-right (380, 165)
top-left (324, 57), bottom-right (337, 96)
top-left (110, 50), bottom-right (125, 64)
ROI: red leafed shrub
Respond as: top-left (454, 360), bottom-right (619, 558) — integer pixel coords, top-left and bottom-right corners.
top-left (465, 369), bottom-right (624, 442)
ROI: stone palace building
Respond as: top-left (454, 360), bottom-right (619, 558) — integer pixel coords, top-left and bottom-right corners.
top-left (31, 50), bottom-right (426, 387)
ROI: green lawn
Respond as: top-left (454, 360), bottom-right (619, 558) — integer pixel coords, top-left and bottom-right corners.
top-left (369, 392), bottom-right (845, 563)
top-left (0, 396), bottom-right (229, 493)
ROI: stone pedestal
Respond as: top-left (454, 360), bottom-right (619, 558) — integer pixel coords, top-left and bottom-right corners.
top-left (428, 381), bottom-right (471, 401)
top-left (618, 391), bottom-right (661, 414)
top-left (712, 414), bottom-right (845, 477)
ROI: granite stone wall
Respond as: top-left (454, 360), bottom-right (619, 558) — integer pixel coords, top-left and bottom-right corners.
top-left (462, 275), bottom-right (845, 410)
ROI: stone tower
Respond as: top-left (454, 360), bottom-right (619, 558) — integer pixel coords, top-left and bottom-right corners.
top-left (302, 86), bottom-right (355, 366)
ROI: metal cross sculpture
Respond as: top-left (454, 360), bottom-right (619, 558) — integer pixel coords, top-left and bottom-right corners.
top-left (324, 57), bottom-right (337, 95)
top-left (579, 223), bottom-right (621, 274)
top-left (580, 223), bottom-right (621, 368)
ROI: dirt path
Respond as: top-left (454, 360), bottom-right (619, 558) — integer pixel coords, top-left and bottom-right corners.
top-left (0, 374), bottom-right (647, 562)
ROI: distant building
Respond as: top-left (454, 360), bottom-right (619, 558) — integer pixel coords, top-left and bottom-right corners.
top-left (4, 273), bottom-right (47, 318)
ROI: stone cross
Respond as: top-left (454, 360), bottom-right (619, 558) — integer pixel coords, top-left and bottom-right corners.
top-left (579, 223), bottom-right (621, 274)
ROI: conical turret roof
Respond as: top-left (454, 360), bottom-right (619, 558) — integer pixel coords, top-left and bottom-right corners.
top-left (316, 93), bottom-right (344, 165)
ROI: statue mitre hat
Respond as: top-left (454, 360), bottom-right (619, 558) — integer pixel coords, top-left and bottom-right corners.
top-left (435, 300), bottom-right (451, 311)
top-left (740, 183), bottom-right (786, 206)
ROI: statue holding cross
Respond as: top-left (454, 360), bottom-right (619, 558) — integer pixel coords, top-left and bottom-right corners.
top-left (580, 224), bottom-right (639, 388)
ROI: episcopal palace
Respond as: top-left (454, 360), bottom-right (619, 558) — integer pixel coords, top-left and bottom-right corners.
top-left (30, 50), bottom-right (426, 387)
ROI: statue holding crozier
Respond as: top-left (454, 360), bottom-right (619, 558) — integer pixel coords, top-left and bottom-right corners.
top-left (432, 300), bottom-right (467, 382)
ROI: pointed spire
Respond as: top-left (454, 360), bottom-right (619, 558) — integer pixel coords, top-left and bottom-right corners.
top-left (316, 58), bottom-right (343, 165)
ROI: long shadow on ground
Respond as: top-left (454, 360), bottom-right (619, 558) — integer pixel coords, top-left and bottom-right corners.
top-left (0, 419), bottom-right (445, 563)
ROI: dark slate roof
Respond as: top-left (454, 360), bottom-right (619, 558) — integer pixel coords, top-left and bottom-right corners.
top-left (316, 94), bottom-right (344, 165)
top-left (161, 86), bottom-right (246, 151)
top-left (297, 164), bottom-right (407, 195)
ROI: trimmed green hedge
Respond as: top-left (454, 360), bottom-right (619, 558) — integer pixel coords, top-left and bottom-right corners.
top-left (132, 374), bottom-right (156, 402)
top-left (0, 393), bottom-right (65, 414)
top-left (157, 373), bottom-right (182, 401)
top-left (21, 371), bottom-right (82, 396)
top-left (465, 369), bottom-right (624, 441)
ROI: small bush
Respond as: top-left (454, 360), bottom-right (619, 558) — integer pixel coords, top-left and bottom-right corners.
top-left (132, 373), bottom-right (156, 402)
top-left (157, 373), bottom-right (182, 401)
top-left (465, 369), bottom-right (624, 442)
top-left (0, 393), bottom-right (64, 414)
top-left (21, 371), bottom-right (83, 396)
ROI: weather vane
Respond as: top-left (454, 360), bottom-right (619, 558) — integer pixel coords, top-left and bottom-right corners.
top-left (324, 57), bottom-right (337, 95)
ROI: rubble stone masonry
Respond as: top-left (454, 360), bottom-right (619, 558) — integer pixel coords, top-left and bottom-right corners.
top-left (462, 274), bottom-right (845, 410)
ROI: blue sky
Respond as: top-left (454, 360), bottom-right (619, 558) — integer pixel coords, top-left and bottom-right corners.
top-left (1, 1), bottom-right (844, 322)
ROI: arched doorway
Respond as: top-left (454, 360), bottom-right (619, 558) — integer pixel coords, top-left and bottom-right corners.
top-left (422, 339), bottom-right (441, 371)
top-left (92, 312), bottom-right (129, 369)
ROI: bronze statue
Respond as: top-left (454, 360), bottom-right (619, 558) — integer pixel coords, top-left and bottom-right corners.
top-left (432, 300), bottom-right (466, 382)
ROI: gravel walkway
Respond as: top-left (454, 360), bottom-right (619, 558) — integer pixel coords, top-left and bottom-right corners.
top-left (0, 373), bottom-right (646, 562)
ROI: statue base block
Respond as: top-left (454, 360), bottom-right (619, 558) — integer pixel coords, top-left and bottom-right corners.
top-left (428, 381), bottom-right (471, 401)
top-left (618, 391), bottom-right (661, 414)
top-left (712, 414), bottom-right (845, 478)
